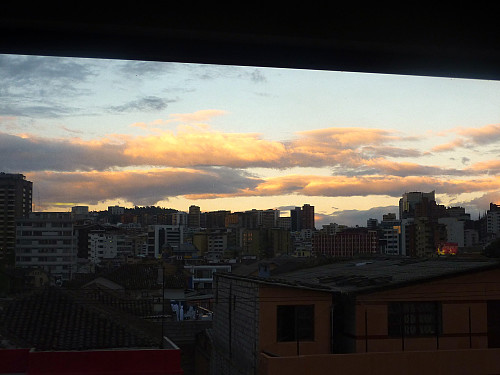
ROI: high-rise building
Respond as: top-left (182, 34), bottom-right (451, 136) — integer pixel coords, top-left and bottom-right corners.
top-left (290, 207), bottom-right (301, 232)
top-left (188, 205), bottom-right (201, 228)
top-left (147, 225), bottom-right (184, 258)
top-left (261, 209), bottom-right (280, 229)
top-left (381, 213), bottom-right (401, 255)
top-left (399, 191), bottom-right (435, 219)
top-left (486, 203), bottom-right (500, 239)
top-left (15, 212), bottom-right (76, 282)
top-left (0, 173), bottom-right (32, 264)
top-left (301, 204), bottom-right (315, 230)
top-left (367, 218), bottom-right (378, 230)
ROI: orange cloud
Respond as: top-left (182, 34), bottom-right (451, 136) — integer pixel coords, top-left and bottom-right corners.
top-left (454, 124), bottom-right (500, 144)
top-left (0, 123), bottom-right (475, 176)
top-left (122, 127), bottom-right (289, 168)
top-left (468, 160), bottom-right (500, 174)
top-left (185, 174), bottom-right (500, 200)
top-left (431, 138), bottom-right (466, 152)
top-left (294, 127), bottom-right (400, 149)
top-left (27, 167), bottom-right (262, 208)
top-left (168, 109), bottom-right (228, 123)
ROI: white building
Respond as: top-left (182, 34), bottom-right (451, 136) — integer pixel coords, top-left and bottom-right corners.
top-left (381, 214), bottom-right (400, 255)
top-left (487, 209), bottom-right (500, 237)
top-left (89, 231), bottom-right (118, 264)
top-left (207, 230), bottom-right (228, 261)
top-left (400, 218), bottom-right (414, 256)
top-left (147, 225), bottom-right (184, 258)
top-left (438, 217), bottom-right (465, 247)
top-left (16, 212), bottom-right (76, 281)
top-left (108, 205), bottom-right (125, 215)
top-left (464, 228), bottom-right (480, 247)
top-left (382, 226), bottom-right (400, 255)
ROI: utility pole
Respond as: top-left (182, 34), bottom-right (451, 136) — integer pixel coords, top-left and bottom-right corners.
top-left (160, 262), bottom-right (165, 349)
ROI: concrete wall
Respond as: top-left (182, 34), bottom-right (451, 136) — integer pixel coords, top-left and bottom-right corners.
top-left (259, 349), bottom-right (500, 375)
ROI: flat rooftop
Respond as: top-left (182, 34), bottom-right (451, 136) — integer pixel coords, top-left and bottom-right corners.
top-left (221, 257), bottom-right (500, 295)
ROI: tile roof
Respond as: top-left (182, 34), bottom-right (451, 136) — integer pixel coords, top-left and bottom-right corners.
top-left (67, 262), bottom-right (188, 291)
top-left (0, 287), bottom-right (162, 351)
top-left (103, 263), bottom-right (160, 290)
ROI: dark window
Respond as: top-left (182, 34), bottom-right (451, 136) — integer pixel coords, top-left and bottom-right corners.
top-left (388, 302), bottom-right (441, 336)
top-left (487, 300), bottom-right (500, 348)
top-left (277, 305), bottom-right (314, 342)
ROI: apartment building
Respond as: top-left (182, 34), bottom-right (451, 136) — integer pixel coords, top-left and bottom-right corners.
top-left (0, 173), bottom-right (32, 264)
top-left (487, 203), bottom-right (500, 239)
top-left (88, 230), bottom-right (118, 264)
top-left (15, 212), bottom-right (76, 282)
top-left (313, 228), bottom-right (378, 257)
top-left (147, 225), bottom-right (184, 258)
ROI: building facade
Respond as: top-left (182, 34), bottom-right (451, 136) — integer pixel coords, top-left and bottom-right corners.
top-left (313, 228), bottom-right (378, 257)
top-left (211, 258), bottom-right (500, 375)
top-left (15, 212), bottom-right (76, 282)
top-left (0, 173), bottom-right (32, 264)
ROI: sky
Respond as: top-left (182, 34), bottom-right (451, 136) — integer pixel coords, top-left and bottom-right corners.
top-left (1, 53), bottom-right (500, 227)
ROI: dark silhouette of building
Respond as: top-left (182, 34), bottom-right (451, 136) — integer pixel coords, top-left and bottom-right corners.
top-left (301, 204), bottom-right (315, 230)
top-left (0, 173), bottom-right (32, 265)
top-left (188, 205), bottom-right (201, 228)
top-left (290, 207), bottom-right (301, 232)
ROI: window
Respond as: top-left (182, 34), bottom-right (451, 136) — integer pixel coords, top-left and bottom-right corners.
top-left (277, 305), bottom-right (314, 342)
top-left (388, 302), bottom-right (441, 336)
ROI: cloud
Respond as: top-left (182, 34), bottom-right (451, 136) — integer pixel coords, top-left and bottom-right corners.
top-left (295, 127), bottom-right (399, 149)
top-left (361, 145), bottom-right (422, 158)
top-left (0, 132), bottom-right (128, 172)
top-left (28, 167), bottom-right (261, 209)
top-left (168, 109), bottom-right (228, 123)
top-left (432, 124), bottom-right (500, 152)
top-left (117, 60), bottom-right (177, 77)
top-left (250, 69), bottom-right (266, 83)
top-left (463, 191), bottom-right (500, 212)
top-left (431, 138), bottom-right (466, 152)
top-left (455, 124), bottom-right (500, 145)
top-left (108, 96), bottom-right (176, 113)
top-left (0, 123), bottom-right (474, 176)
top-left (184, 174), bottom-right (500, 200)
top-left (0, 54), bottom-right (96, 118)
top-left (468, 160), bottom-right (500, 175)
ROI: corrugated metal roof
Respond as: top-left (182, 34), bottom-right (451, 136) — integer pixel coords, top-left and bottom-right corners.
top-left (274, 257), bottom-right (500, 294)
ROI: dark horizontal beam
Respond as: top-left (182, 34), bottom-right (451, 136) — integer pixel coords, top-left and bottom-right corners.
top-left (2, 10), bottom-right (500, 80)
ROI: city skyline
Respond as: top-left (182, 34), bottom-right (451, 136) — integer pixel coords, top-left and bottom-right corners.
top-left (1, 54), bottom-right (500, 227)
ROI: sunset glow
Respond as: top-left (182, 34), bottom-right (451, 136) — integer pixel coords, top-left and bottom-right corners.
top-left (2, 54), bottom-right (500, 226)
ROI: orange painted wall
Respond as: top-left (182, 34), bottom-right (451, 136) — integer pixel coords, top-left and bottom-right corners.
top-left (258, 285), bottom-right (332, 356)
top-left (352, 267), bottom-right (500, 353)
top-left (259, 349), bottom-right (500, 375)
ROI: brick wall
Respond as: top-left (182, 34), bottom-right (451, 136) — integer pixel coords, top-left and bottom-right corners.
top-left (212, 274), bottom-right (260, 375)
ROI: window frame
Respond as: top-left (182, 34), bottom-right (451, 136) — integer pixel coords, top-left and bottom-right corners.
top-left (388, 301), bottom-right (442, 337)
top-left (276, 304), bottom-right (315, 342)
